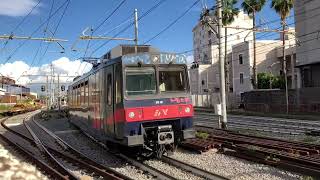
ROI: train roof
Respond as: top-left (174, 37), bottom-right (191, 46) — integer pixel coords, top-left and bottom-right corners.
top-left (71, 51), bottom-right (187, 86)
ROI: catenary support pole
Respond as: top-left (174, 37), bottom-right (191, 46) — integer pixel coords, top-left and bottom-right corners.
top-left (217, 0), bottom-right (227, 129)
top-left (58, 74), bottom-right (60, 111)
top-left (134, 8), bottom-right (139, 54)
top-left (46, 75), bottom-right (49, 111)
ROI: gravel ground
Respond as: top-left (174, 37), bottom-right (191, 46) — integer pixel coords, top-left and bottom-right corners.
top-left (0, 114), bottom-right (48, 180)
top-left (144, 159), bottom-right (203, 180)
top-left (25, 119), bottom-right (95, 179)
top-left (37, 117), bottom-right (153, 180)
top-left (171, 149), bottom-right (303, 180)
top-left (36, 113), bottom-right (307, 180)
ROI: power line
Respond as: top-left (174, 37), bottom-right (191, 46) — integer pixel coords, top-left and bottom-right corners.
top-left (143, 0), bottom-right (201, 44)
top-left (1, 0), bottom-right (42, 53)
top-left (179, 7), bottom-right (320, 56)
top-left (77, 0), bottom-right (128, 74)
top-left (89, 0), bottom-right (168, 57)
top-left (3, 0), bottom-right (69, 64)
top-left (92, 0), bottom-right (127, 34)
top-left (16, 0), bottom-right (70, 84)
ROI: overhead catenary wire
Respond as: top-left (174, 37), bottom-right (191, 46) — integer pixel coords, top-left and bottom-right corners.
top-left (77, 0), bottom-right (128, 75)
top-left (89, 0), bottom-right (168, 57)
top-left (16, 0), bottom-right (70, 84)
top-left (1, 0), bottom-right (43, 54)
top-left (188, 32), bottom-right (320, 66)
top-left (178, 7), bottom-right (320, 56)
top-left (35, 0), bottom-right (70, 67)
top-left (2, 0), bottom-right (70, 64)
top-left (143, 0), bottom-right (201, 44)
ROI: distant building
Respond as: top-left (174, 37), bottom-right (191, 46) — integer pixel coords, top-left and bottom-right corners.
top-left (191, 10), bottom-right (253, 94)
top-left (295, 0), bottom-right (320, 87)
top-left (0, 76), bottom-right (31, 102)
top-left (232, 39), bottom-right (298, 95)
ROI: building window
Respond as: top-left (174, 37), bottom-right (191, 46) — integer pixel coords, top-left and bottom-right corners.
top-left (240, 73), bottom-right (244, 84)
top-left (239, 54), bottom-right (243, 64)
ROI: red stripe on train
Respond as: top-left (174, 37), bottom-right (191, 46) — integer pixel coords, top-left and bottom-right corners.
top-left (124, 104), bottom-right (193, 122)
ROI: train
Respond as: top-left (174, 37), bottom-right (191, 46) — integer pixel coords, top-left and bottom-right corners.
top-left (67, 45), bottom-right (195, 157)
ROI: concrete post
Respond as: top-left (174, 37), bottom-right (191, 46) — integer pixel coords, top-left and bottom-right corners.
top-left (217, 0), bottom-right (228, 128)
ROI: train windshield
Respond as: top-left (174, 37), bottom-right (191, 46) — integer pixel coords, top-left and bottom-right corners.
top-left (125, 67), bottom-right (157, 96)
top-left (159, 67), bottom-right (186, 93)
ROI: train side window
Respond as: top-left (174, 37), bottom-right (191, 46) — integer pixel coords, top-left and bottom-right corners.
top-left (107, 74), bottom-right (112, 105)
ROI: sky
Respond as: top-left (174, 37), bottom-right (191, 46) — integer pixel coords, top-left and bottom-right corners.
top-left (0, 0), bottom-right (295, 90)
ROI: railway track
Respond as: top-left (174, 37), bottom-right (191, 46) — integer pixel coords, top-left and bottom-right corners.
top-left (0, 117), bottom-right (68, 180)
top-left (1, 114), bottom-right (132, 180)
top-left (194, 112), bottom-right (320, 135)
top-left (70, 119), bottom-right (228, 180)
top-left (182, 125), bottom-right (320, 177)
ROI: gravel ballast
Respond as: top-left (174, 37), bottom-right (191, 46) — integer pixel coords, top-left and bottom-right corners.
top-left (37, 113), bottom-right (305, 180)
top-left (0, 113), bottom-right (48, 180)
top-left (171, 149), bottom-right (303, 180)
top-left (38, 117), bottom-right (153, 180)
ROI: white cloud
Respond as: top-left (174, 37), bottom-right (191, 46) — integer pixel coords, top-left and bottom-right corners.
top-left (0, 57), bottom-right (92, 86)
top-left (0, 0), bottom-right (41, 17)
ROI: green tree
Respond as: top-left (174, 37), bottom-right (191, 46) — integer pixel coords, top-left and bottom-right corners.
top-left (242, 0), bottom-right (266, 89)
top-left (271, 0), bottom-right (294, 90)
top-left (257, 72), bottom-right (272, 89)
top-left (257, 72), bottom-right (285, 89)
top-left (222, 0), bottom-right (239, 91)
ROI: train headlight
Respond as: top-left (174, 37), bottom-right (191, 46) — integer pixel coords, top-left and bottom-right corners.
top-left (185, 107), bottom-right (191, 113)
top-left (128, 112), bottom-right (135, 118)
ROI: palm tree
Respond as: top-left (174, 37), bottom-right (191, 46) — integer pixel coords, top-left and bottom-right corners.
top-left (242, 0), bottom-right (266, 89)
top-left (271, 0), bottom-right (294, 114)
top-left (222, 0), bottom-right (239, 92)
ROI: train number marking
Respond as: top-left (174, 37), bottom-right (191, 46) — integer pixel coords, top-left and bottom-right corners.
top-left (155, 100), bottom-right (164, 105)
top-left (154, 109), bottom-right (168, 117)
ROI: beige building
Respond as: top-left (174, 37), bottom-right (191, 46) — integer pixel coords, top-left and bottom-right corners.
top-left (295, 0), bottom-right (320, 87)
top-left (232, 38), bottom-right (299, 95)
top-left (191, 10), bottom-right (253, 94)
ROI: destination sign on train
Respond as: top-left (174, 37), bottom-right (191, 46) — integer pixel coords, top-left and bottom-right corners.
top-left (122, 53), bottom-right (187, 64)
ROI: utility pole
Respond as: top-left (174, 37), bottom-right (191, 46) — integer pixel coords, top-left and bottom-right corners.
top-left (58, 74), bottom-right (60, 111)
top-left (46, 75), bottom-right (49, 111)
top-left (282, 24), bottom-right (289, 114)
top-left (77, 9), bottom-right (139, 55)
top-left (217, 0), bottom-right (227, 129)
top-left (134, 8), bottom-right (139, 54)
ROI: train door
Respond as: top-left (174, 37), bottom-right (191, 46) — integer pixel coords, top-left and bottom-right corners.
top-left (114, 63), bottom-right (123, 139)
top-left (105, 65), bottom-right (115, 136)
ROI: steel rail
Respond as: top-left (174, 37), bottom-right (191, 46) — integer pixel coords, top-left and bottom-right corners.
top-left (194, 115), bottom-right (320, 132)
top-left (70, 120), bottom-right (177, 180)
top-left (23, 116), bottom-right (79, 180)
top-left (195, 122), bottom-right (303, 135)
top-left (161, 156), bottom-right (229, 180)
top-left (195, 116), bottom-right (320, 131)
top-left (4, 117), bottom-right (129, 180)
top-left (31, 118), bottom-right (132, 180)
top-left (196, 126), bottom-right (320, 155)
top-left (0, 118), bottom-right (68, 180)
top-left (195, 125), bottom-right (320, 149)
top-left (188, 126), bottom-right (320, 177)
